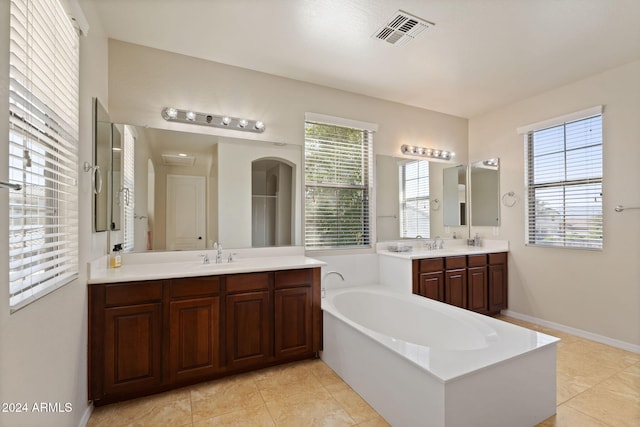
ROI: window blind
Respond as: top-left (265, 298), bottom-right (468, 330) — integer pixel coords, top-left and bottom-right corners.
top-left (304, 121), bottom-right (374, 249)
top-left (8, 0), bottom-right (79, 309)
top-left (526, 114), bottom-right (603, 249)
top-left (122, 126), bottom-right (135, 252)
top-left (399, 160), bottom-right (430, 238)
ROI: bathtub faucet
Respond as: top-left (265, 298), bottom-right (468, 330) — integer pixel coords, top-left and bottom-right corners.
top-left (323, 271), bottom-right (345, 281)
top-left (322, 271), bottom-right (345, 299)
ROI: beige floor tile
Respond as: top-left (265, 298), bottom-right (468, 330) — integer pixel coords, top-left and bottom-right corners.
top-left (255, 362), bottom-right (327, 402)
top-left (536, 404), bottom-right (610, 427)
top-left (326, 382), bottom-right (380, 424)
top-left (265, 390), bottom-right (355, 427)
top-left (308, 359), bottom-right (346, 389)
top-left (565, 364), bottom-right (640, 427)
top-left (193, 404), bottom-right (275, 427)
top-left (87, 388), bottom-right (192, 427)
top-left (190, 375), bottom-right (265, 423)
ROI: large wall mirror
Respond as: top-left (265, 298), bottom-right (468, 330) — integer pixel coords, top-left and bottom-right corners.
top-left (376, 155), bottom-right (469, 241)
top-left (470, 158), bottom-right (500, 226)
top-left (110, 124), bottom-right (302, 252)
top-left (92, 98), bottom-right (110, 232)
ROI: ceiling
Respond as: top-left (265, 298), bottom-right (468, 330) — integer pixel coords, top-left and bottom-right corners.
top-left (91, 0), bottom-right (640, 118)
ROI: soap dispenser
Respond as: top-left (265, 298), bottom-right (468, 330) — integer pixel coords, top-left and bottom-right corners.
top-left (110, 243), bottom-right (123, 268)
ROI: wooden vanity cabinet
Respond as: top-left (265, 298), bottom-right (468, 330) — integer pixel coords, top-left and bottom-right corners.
top-left (467, 255), bottom-right (489, 315)
top-left (444, 256), bottom-right (467, 309)
top-left (488, 252), bottom-right (508, 313)
top-left (274, 269), bottom-right (315, 359)
top-left (167, 276), bottom-right (221, 383)
top-left (89, 281), bottom-right (163, 401)
top-left (89, 267), bottom-right (320, 406)
top-left (411, 252), bottom-right (508, 316)
top-left (225, 272), bottom-right (272, 370)
top-left (413, 258), bottom-right (445, 302)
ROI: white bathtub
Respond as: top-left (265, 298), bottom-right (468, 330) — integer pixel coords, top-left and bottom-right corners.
top-left (321, 286), bottom-right (559, 427)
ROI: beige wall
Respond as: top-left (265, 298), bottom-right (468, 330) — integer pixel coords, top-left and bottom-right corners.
top-left (469, 60), bottom-right (640, 347)
top-left (0, 0), bottom-right (108, 426)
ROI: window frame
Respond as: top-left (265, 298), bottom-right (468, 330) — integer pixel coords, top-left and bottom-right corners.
top-left (523, 110), bottom-right (603, 250)
top-left (303, 113), bottom-right (376, 252)
top-left (399, 159), bottom-right (431, 239)
top-left (8, 0), bottom-right (80, 311)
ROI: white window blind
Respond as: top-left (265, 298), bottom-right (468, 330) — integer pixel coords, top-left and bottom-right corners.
top-left (526, 114), bottom-right (603, 249)
top-left (304, 121), bottom-right (374, 250)
top-left (122, 126), bottom-right (135, 252)
top-left (8, 0), bottom-right (79, 309)
top-left (399, 160), bottom-right (430, 238)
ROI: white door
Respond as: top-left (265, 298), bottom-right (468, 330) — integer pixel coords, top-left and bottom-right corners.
top-left (166, 175), bottom-right (206, 250)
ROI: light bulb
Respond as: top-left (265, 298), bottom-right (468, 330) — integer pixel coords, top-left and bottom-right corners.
top-left (165, 107), bottom-right (178, 119)
top-left (238, 119), bottom-right (248, 128)
top-left (254, 121), bottom-right (265, 130)
top-left (221, 116), bottom-right (231, 126)
top-left (186, 111), bottom-right (196, 121)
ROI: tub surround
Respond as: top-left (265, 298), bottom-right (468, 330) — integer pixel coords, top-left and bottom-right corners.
top-left (322, 286), bottom-right (559, 427)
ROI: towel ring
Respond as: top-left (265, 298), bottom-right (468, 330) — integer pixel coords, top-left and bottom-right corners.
top-left (431, 198), bottom-right (440, 211)
top-left (501, 191), bottom-right (519, 207)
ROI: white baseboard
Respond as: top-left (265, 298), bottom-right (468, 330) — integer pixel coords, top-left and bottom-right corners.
top-left (502, 309), bottom-right (640, 354)
top-left (78, 403), bottom-right (93, 427)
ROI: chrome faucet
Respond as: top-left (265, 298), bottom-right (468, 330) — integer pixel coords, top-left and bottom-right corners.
top-left (200, 253), bottom-right (211, 264)
top-left (432, 236), bottom-right (444, 250)
top-left (322, 271), bottom-right (345, 298)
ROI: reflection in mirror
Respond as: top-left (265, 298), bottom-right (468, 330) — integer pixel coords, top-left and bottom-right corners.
top-left (470, 158), bottom-right (500, 226)
top-left (93, 98), bottom-right (110, 232)
top-left (112, 125), bottom-right (302, 252)
top-left (443, 165), bottom-right (467, 226)
top-left (110, 125), bottom-right (122, 230)
top-left (252, 159), bottom-right (294, 247)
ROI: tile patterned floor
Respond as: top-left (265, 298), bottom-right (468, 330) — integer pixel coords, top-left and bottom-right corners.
top-left (87, 316), bottom-right (640, 427)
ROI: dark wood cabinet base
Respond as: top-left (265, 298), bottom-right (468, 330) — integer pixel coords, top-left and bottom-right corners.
top-left (89, 267), bottom-right (321, 406)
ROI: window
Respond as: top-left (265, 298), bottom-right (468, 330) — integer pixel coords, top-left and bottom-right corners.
top-left (399, 160), bottom-right (430, 238)
top-left (524, 111), bottom-right (603, 249)
top-left (122, 126), bottom-right (135, 252)
top-left (304, 115), bottom-right (375, 250)
top-left (8, 0), bottom-right (79, 309)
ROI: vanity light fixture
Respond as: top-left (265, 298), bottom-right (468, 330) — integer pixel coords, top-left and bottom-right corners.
top-left (401, 144), bottom-right (453, 160)
top-left (161, 107), bottom-right (266, 133)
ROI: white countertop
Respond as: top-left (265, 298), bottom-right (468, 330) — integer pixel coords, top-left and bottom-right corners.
top-left (376, 239), bottom-right (509, 260)
top-left (88, 249), bottom-right (326, 284)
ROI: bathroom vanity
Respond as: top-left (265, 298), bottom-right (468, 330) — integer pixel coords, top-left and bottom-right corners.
top-left (377, 240), bottom-right (508, 316)
top-left (87, 252), bottom-right (323, 405)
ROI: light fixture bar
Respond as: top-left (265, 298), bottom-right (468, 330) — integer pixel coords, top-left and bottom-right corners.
top-left (161, 107), bottom-right (266, 133)
top-left (401, 144), bottom-right (453, 160)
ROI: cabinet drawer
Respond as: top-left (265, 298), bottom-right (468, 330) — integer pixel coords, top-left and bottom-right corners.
top-left (467, 254), bottom-right (487, 267)
top-left (445, 256), bottom-right (466, 270)
top-left (226, 272), bottom-right (270, 293)
top-left (275, 269), bottom-right (312, 289)
top-left (170, 276), bottom-right (220, 298)
top-left (419, 258), bottom-right (444, 272)
top-left (104, 281), bottom-right (163, 306)
top-left (489, 252), bottom-right (508, 265)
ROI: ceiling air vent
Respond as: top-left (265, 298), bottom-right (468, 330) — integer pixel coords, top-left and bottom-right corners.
top-left (372, 10), bottom-right (433, 47)
top-left (161, 153), bottom-right (196, 167)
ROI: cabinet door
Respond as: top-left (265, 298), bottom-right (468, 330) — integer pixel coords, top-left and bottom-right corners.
top-left (418, 271), bottom-right (444, 301)
top-left (169, 297), bottom-right (220, 383)
top-left (274, 287), bottom-right (312, 359)
top-left (467, 266), bottom-right (489, 314)
top-left (225, 291), bottom-right (270, 370)
top-left (489, 263), bottom-right (508, 313)
top-left (103, 303), bottom-right (162, 395)
top-left (445, 268), bottom-right (467, 309)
